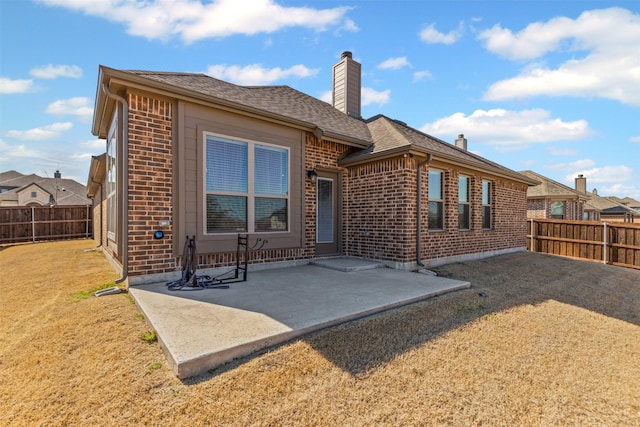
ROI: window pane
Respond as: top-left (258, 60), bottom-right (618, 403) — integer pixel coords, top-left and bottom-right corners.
top-left (459, 204), bottom-right (470, 229)
top-left (255, 198), bottom-right (288, 231)
top-left (206, 136), bottom-right (248, 193)
top-left (317, 178), bottom-right (334, 243)
top-left (206, 194), bottom-right (247, 232)
top-left (458, 176), bottom-right (469, 202)
top-left (550, 201), bottom-right (564, 218)
top-left (428, 201), bottom-right (443, 230)
top-left (482, 206), bottom-right (491, 229)
top-left (428, 170), bottom-right (442, 200)
top-left (482, 181), bottom-right (491, 205)
top-left (255, 145), bottom-right (288, 196)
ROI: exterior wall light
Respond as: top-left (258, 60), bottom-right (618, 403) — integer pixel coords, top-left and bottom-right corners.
top-left (306, 169), bottom-right (318, 184)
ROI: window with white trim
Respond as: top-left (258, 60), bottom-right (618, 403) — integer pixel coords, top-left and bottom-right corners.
top-left (458, 176), bottom-right (470, 230)
top-left (482, 180), bottom-right (492, 229)
top-left (428, 170), bottom-right (444, 230)
top-left (106, 112), bottom-right (117, 241)
top-left (205, 134), bottom-right (289, 234)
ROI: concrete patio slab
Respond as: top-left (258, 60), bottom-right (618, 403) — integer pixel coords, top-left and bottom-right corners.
top-left (129, 261), bottom-right (470, 379)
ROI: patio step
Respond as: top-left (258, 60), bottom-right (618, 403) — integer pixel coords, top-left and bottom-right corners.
top-left (309, 257), bottom-right (385, 272)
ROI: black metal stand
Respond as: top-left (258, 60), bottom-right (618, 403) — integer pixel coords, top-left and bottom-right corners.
top-left (167, 234), bottom-right (267, 291)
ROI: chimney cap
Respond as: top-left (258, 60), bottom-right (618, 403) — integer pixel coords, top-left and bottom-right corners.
top-left (341, 51), bottom-right (352, 59)
top-left (458, 134), bottom-right (465, 139)
top-left (578, 174), bottom-right (584, 178)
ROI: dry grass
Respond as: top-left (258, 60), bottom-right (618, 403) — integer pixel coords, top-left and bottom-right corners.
top-left (1, 240), bottom-right (639, 426)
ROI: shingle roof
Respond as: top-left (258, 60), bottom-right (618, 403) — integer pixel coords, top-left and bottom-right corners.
top-left (122, 70), bottom-right (372, 145)
top-left (0, 171), bottom-right (91, 206)
top-left (519, 170), bottom-right (587, 199)
top-left (103, 69), bottom-right (535, 185)
top-left (341, 115), bottom-right (535, 184)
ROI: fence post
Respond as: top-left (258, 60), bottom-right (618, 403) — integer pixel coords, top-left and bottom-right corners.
top-left (603, 222), bottom-right (607, 264)
top-left (31, 206), bottom-right (35, 242)
top-left (530, 218), bottom-right (535, 252)
top-left (85, 205), bottom-right (90, 238)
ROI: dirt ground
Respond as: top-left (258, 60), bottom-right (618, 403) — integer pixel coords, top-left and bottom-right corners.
top-left (1, 240), bottom-right (639, 426)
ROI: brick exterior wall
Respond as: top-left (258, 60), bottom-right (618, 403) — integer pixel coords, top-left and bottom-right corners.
top-left (345, 157), bottom-right (416, 262)
top-left (126, 93), bottom-right (175, 276)
top-left (117, 91), bottom-right (529, 280)
top-left (527, 198), bottom-right (584, 220)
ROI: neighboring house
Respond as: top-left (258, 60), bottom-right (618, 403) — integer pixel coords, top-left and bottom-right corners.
top-left (520, 170), bottom-right (590, 220)
top-left (0, 170), bottom-right (91, 207)
top-left (88, 51), bottom-right (537, 285)
top-left (608, 196), bottom-right (640, 213)
top-left (588, 190), bottom-right (638, 223)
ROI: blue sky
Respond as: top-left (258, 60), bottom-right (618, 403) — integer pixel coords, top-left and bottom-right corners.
top-left (1, 0), bottom-right (639, 198)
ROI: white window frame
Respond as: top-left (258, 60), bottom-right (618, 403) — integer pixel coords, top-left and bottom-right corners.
top-left (106, 112), bottom-right (117, 243)
top-left (428, 169), bottom-right (445, 231)
top-left (203, 132), bottom-right (290, 235)
top-left (458, 175), bottom-right (470, 230)
top-left (482, 180), bottom-right (492, 230)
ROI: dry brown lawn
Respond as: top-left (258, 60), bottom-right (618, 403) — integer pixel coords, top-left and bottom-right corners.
top-left (1, 240), bottom-right (639, 426)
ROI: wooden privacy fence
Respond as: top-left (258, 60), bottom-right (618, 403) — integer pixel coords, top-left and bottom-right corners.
top-left (0, 205), bottom-right (92, 244)
top-left (527, 218), bottom-right (640, 270)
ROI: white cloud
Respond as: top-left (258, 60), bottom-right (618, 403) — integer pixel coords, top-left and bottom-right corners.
top-left (413, 70), bottom-right (432, 82)
top-left (319, 90), bottom-right (332, 104)
top-left (206, 63), bottom-right (318, 85)
top-left (546, 147), bottom-right (578, 156)
top-left (45, 97), bottom-right (93, 121)
top-left (377, 57), bottom-right (410, 70)
top-left (5, 122), bottom-right (73, 141)
top-left (480, 8), bottom-right (640, 105)
top-left (362, 87), bottom-right (390, 107)
top-left (564, 164), bottom-right (632, 184)
top-left (419, 22), bottom-right (464, 45)
top-left (0, 139), bottom-right (40, 159)
top-left (547, 159), bottom-right (596, 171)
top-left (30, 64), bottom-right (82, 79)
top-left (630, 136), bottom-right (640, 143)
top-left (39, 0), bottom-right (354, 43)
top-left (81, 139), bottom-right (106, 151)
top-left (420, 108), bottom-right (592, 150)
top-left (0, 77), bottom-right (35, 94)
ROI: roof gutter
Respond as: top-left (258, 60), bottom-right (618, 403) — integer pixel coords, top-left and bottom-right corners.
top-left (101, 82), bottom-right (129, 285)
top-left (416, 154), bottom-right (433, 267)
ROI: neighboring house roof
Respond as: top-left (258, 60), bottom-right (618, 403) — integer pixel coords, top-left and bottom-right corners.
top-left (588, 193), bottom-right (639, 215)
top-left (94, 66), bottom-right (536, 187)
top-left (608, 196), bottom-right (640, 211)
top-left (0, 170), bottom-right (91, 206)
top-left (519, 170), bottom-right (589, 200)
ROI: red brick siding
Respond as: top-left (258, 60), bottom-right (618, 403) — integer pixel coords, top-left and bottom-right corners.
top-left (126, 93), bottom-right (175, 276)
top-left (422, 170), bottom-right (528, 262)
top-left (305, 135), bottom-right (353, 256)
top-left (345, 157), bottom-right (416, 262)
top-left (527, 198), bottom-right (584, 220)
top-left (121, 91), bottom-right (529, 277)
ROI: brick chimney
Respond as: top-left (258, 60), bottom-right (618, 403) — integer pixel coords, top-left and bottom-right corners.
top-left (575, 174), bottom-right (586, 193)
top-left (455, 134), bottom-right (467, 150)
top-left (332, 51), bottom-right (361, 118)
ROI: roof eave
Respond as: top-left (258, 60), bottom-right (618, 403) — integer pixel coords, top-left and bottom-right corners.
top-left (94, 66), bottom-right (371, 148)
